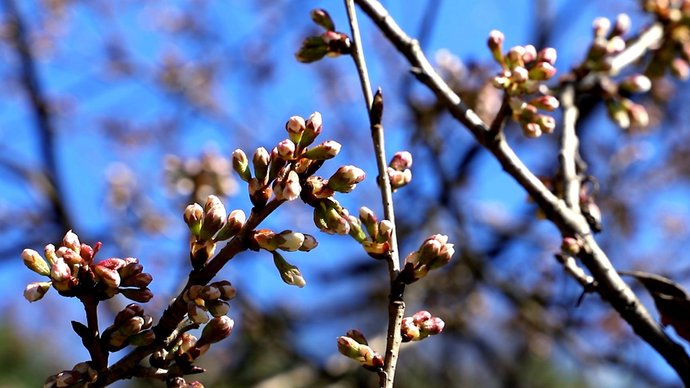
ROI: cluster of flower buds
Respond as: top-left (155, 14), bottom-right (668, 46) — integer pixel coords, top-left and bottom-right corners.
top-left (101, 303), bottom-right (155, 351)
top-left (184, 195), bottom-right (246, 269)
top-left (296, 9), bottom-right (351, 63)
top-left (310, 197), bottom-right (352, 235)
top-left (387, 151), bottom-right (413, 191)
top-left (164, 150), bottom-right (238, 203)
top-left (44, 361), bottom-right (97, 388)
top-left (399, 234), bottom-right (455, 284)
top-left (151, 316), bottom-right (234, 372)
top-left (345, 206), bottom-right (394, 259)
top-left (336, 329), bottom-right (384, 371)
top-left (22, 230), bottom-right (153, 302)
top-left (582, 14), bottom-right (631, 71)
top-left (183, 280), bottom-right (237, 324)
top-left (487, 30), bottom-right (559, 137)
top-left (400, 311), bottom-right (445, 342)
top-left (644, 1), bottom-right (690, 80)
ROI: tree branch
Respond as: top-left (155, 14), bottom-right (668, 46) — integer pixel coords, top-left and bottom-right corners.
top-left (353, 0), bottom-right (690, 384)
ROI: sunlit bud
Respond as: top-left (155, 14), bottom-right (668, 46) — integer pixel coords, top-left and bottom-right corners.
top-left (252, 147), bottom-right (271, 183)
top-left (121, 288), bottom-right (153, 303)
top-left (561, 236), bottom-right (581, 256)
top-left (322, 31), bottom-right (352, 57)
top-left (326, 206), bottom-right (350, 235)
top-left (528, 61), bottom-right (557, 80)
top-left (129, 329), bottom-right (155, 346)
top-left (51, 258), bottom-right (72, 283)
top-left (24, 281), bottom-right (51, 302)
top-left (487, 30), bottom-right (505, 64)
top-left (272, 251), bottom-right (306, 288)
top-left (179, 333), bottom-right (198, 354)
top-left (59, 248), bottom-right (82, 266)
top-left (336, 336), bottom-right (383, 369)
top-left (305, 176), bottom-right (334, 199)
top-left (296, 35), bottom-right (329, 63)
top-left (212, 280), bottom-right (237, 300)
top-left (190, 240), bottom-right (216, 269)
top-left (276, 139), bottom-right (296, 160)
top-left (522, 122), bottom-right (543, 138)
top-left (377, 220), bottom-right (394, 243)
top-left (188, 302), bottom-right (209, 324)
top-left (94, 258), bottom-right (126, 287)
top-left (114, 304), bottom-right (141, 326)
top-left (253, 229), bottom-right (278, 251)
top-left (119, 316), bottom-right (145, 336)
top-left (412, 310), bottom-right (432, 324)
top-left (248, 178), bottom-right (272, 208)
top-left (214, 209), bottom-right (246, 241)
top-left (606, 36), bottom-right (626, 55)
top-left (198, 316), bottom-right (234, 347)
top-left (492, 74), bottom-right (510, 89)
top-left (286, 116), bottom-right (306, 144)
top-left (420, 316), bottom-right (445, 336)
top-left (300, 112), bottom-right (323, 148)
top-left (612, 13), bottom-right (631, 36)
top-left (311, 8), bottom-right (335, 31)
top-left (537, 47), bottom-right (557, 65)
top-left (506, 46), bottom-right (526, 70)
top-left (362, 240), bottom-right (390, 259)
top-left (359, 206), bottom-right (379, 239)
top-left (207, 300), bottom-right (230, 317)
top-left (627, 102), bottom-right (649, 128)
top-left (346, 329), bottom-right (368, 345)
top-left (510, 66), bottom-right (529, 83)
top-left (388, 167), bottom-right (412, 190)
top-left (619, 74), bottom-right (652, 94)
top-left (401, 317), bottom-right (421, 342)
top-left (63, 230), bottom-right (81, 252)
top-left (121, 272), bottom-right (153, 288)
top-left (276, 230), bottom-right (306, 252)
top-left (184, 203), bottom-right (204, 237)
top-left (536, 114), bottom-right (557, 134)
top-left (232, 149), bottom-right (252, 182)
top-left (22, 249), bottom-right (50, 276)
top-left (337, 335), bottom-right (362, 359)
top-left (199, 195), bottom-right (227, 241)
top-left (347, 215), bottom-right (367, 243)
top-left (293, 157), bottom-right (313, 174)
top-left (529, 95), bottom-right (560, 111)
top-left (592, 17), bottom-right (611, 38)
top-left (671, 58), bottom-right (690, 80)
top-left (299, 234), bottom-right (318, 251)
top-left (302, 140), bottom-right (341, 160)
top-left (327, 165), bottom-right (366, 193)
top-left (119, 260), bottom-right (142, 279)
top-left (522, 44), bottom-right (537, 63)
top-left (274, 170), bottom-right (301, 201)
top-left (80, 243), bottom-right (96, 265)
top-left (389, 151), bottom-right (413, 171)
top-left (607, 100), bottom-right (630, 129)
top-left (200, 285), bottom-right (221, 301)
top-left (44, 244), bottom-right (58, 266)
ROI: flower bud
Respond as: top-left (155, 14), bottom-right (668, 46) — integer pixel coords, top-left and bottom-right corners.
top-left (212, 280), bottom-right (237, 300)
top-left (253, 229), bottom-right (278, 251)
top-left (619, 74), bottom-right (652, 94)
top-left (607, 100), bottom-right (630, 129)
top-left (121, 288), bottom-right (153, 303)
top-left (537, 47), bottom-right (557, 65)
top-left (198, 316), bottom-right (234, 346)
top-left (528, 95), bottom-right (560, 111)
top-left (300, 112), bottom-right (323, 147)
top-left (311, 8), bottom-right (335, 31)
top-left (199, 195), bottom-right (227, 241)
top-left (487, 30), bottom-right (505, 65)
top-left (592, 17), bottom-right (611, 38)
top-left (275, 230), bottom-right (305, 252)
top-left (276, 139), bottom-right (296, 160)
top-left (528, 61), bottom-right (557, 80)
top-left (389, 151), bottom-right (413, 171)
top-left (184, 203), bottom-right (204, 237)
top-left (248, 178), bottom-right (272, 208)
top-left (302, 140), bottom-right (341, 160)
top-left (121, 272), bottom-right (153, 288)
top-left (214, 209), bottom-right (246, 241)
top-left (207, 300), bottom-right (230, 317)
top-left (50, 258), bottom-right (72, 283)
top-left (272, 252), bottom-right (306, 288)
top-left (44, 244), bottom-right (58, 266)
top-left (535, 114), bottom-right (557, 134)
top-left (362, 240), bottom-right (390, 259)
top-left (299, 234), bottom-right (318, 251)
top-left (510, 66), bottom-right (529, 83)
top-left (561, 236), bottom-right (581, 256)
top-left (347, 216), bottom-right (367, 243)
top-left (24, 281), bottom-right (51, 302)
top-left (506, 46), bottom-right (526, 69)
top-left (286, 116), bottom-right (306, 146)
top-left (612, 13), bottom-right (631, 37)
top-left (295, 35), bottom-right (329, 63)
top-left (359, 206), bottom-right (379, 239)
top-left (252, 147), bottom-right (271, 183)
top-left (119, 316), bottom-right (145, 336)
top-left (388, 167), bottom-right (412, 190)
top-left (190, 240), bottom-right (216, 269)
top-left (522, 44), bottom-right (537, 64)
top-left (22, 249), bottom-right (51, 276)
top-left (522, 122), bottom-right (543, 138)
top-left (188, 302), bottom-right (209, 324)
top-left (274, 170), bottom-right (301, 201)
top-left (327, 165), bottom-right (365, 193)
top-left (377, 220), bottom-right (394, 243)
top-left (63, 230), bottom-right (81, 252)
top-left (232, 149), bottom-right (252, 182)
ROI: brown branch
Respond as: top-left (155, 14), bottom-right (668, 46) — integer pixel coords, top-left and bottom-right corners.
top-left (353, 0), bottom-right (690, 384)
top-left (344, 1), bottom-right (405, 386)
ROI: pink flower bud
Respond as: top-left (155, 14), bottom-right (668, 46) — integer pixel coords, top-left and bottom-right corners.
top-left (44, 244), bottom-right (58, 266)
top-left (63, 230), bottom-right (81, 252)
top-left (612, 13), bottom-right (631, 37)
top-left (389, 151), bottom-right (413, 171)
top-left (51, 258), bottom-right (72, 283)
top-left (285, 115), bottom-right (306, 145)
top-left (276, 139), bottom-right (296, 160)
top-left (198, 316), bottom-right (234, 346)
top-left (510, 66), bottom-right (529, 83)
top-left (183, 203), bottom-right (204, 237)
top-left (232, 149), bottom-right (251, 182)
top-left (528, 61), bottom-right (557, 80)
top-left (199, 195), bottom-right (227, 241)
top-left (121, 288), bottom-right (153, 303)
top-left (619, 74), bottom-right (652, 94)
top-left (487, 30), bottom-right (505, 64)
top-left (274, 170), bottom-right (301, 201)
top-left (299, 234), bottom-right (318, 251)
top-left (252, 147), bottom-right (271, 182)
top-left (272, 251), bottom-right (306, 288)
top-left (215, 209), bottom-right (246, 241)
top-left (302, 140), bottom-right (341, 160)
top-left (537, 47), bottom-right (557, 65)
top-left (24, 281), bottom-right (51, 302)
top-left (522, 44), bottom-right (537, 64)
top-left (528, 95), bottom-right (560, 111)
top-left (188, 302), bottom-right (209, 324)
top-left (301, 112), bottom-right (323, 147)
top-left (592, 17), bottom-right (611, 38)
top-left (327, 165), bottom-right (366, 193)
top-left (310, 8), bottom-right (335, 31)
top-left (22, 249), bottom-right (50, 276)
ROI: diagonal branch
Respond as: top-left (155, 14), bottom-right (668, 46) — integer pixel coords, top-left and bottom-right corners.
top-left (353, 0), bottom-right (690, 384)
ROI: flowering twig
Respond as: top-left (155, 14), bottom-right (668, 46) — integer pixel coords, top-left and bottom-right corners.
top-left (344, 1), bottom-right (404, 386)
top-left (353, 0), bottom-right (690, 383)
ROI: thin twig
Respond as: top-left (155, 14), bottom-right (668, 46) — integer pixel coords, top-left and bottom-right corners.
top-left (559, 83), bottom-right (581, 211)
top-left (353, 0), bottom-right (690, 384)
top-left (344, 1), bottom-right (404, 387)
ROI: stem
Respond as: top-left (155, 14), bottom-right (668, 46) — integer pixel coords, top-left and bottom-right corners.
top-left (82, 295), bottom-right (108, 372)
top-left (344, 1), bottom-right (404, 386)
